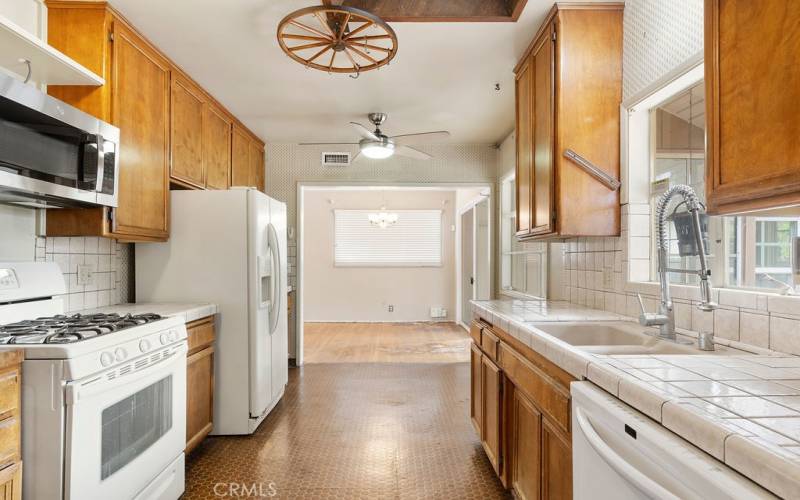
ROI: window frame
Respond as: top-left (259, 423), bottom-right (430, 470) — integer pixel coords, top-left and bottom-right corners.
top-left (498, 173), bottom-right (548, 299)
top-left (332, 208), bottom-right (444, 268)
top-left (623, 57), bottom-right (800, 297)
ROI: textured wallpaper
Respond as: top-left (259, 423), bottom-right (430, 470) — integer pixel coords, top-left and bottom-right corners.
top-left (622, 0), bottom-right (704, 100)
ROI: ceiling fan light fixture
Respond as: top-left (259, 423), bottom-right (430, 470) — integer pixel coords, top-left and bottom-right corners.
top-left (360, 140), bottom-right (395, 159)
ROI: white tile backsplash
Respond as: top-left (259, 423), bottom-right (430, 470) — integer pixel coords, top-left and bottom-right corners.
top-left (37, 236), bottom-right (132, 313)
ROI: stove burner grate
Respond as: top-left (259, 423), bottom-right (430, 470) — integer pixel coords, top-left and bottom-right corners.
top-left (0, 312), bottom-right (164, 344)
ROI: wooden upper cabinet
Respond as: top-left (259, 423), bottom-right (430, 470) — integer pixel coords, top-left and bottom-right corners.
top-left (108, 20), bottom-right (170, 240)
top-left (249, 140), bottom-right (265, 193)
top-left (231, 125), bottom-right (251, 188)
top-left (513, 4), bottom-right (623, 240)
top-left (170, 74), bottom-right (206, 188)
top-left (204, 105), bottom-right (232, 190)
top-left (531, 26), bottom-right (554, 236)
top-left (515, 55), bottom-right (533, 236)
top-left (706, 0), bottom-right (800, 214)
top-left (44, 1), bottom-right (264, 240)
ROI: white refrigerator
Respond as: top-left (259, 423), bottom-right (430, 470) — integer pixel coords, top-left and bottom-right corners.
top-left (136, 188), bottom-right (289, 435)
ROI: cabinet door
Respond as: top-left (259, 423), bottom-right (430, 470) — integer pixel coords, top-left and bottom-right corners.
top-left (186, 346), bottom-right (214, 453)
top-left (470, 342), bottom-right (483, 435)
top-left (249, 140), bottom-right (265, 192)
top-left (510, 387), bottom-right (542, 500)
top-left (515, 55), bottom-right (533, 236)
top-left (481, 355), bottom-right (503, 476)
top-left (706, 0), bottom-right (800, 214)
top-left (111, 21), bottom-right (170, 239)
top-left (542, 417), bottom-right (572, 500)
top-left (170, 75), bottom-right (206, 188)
top-left (0, 462), bottom-right (21, 500)
top-left (531, 26), bottom-right (555, 235)
top-left (231, 125), bottom-right (251, 188)
top-left (204, 105), bottom-right (232, 190)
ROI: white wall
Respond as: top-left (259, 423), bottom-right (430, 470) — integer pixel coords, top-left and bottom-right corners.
top-left (267, 143), bottom-right (496, 355)
top-left (303, 189), bottom-right (456, 322)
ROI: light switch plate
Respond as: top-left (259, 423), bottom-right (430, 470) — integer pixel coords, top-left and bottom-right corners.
top-left (77, 264), bottom-right (94, 286)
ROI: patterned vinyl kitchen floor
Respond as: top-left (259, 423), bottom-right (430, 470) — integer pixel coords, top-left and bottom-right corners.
top-left (183, 363), bottom-right (510, 499)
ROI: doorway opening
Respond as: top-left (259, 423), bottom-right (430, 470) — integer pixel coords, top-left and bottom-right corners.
top-left (296, 183), bottom-right (492, 365)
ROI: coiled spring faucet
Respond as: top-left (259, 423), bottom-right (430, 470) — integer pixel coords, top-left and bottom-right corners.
top-left (637, 184), bottom-right (716, 345)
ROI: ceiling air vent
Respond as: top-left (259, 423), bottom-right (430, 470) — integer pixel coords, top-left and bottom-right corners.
top-left (321, 152), bottom-right (351, 167)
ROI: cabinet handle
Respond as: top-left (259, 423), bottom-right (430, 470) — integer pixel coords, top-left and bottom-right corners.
top-left (563, 149), bottom-right (620, 191)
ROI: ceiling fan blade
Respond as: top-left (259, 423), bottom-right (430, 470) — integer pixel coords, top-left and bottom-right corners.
top-left (298, 142), bottom-right (359, 146)
top-left (390, 131), bottom-right (450, 145)
top-left (350, 122), bottom-right (379, 141)
top-left (395, 145), bottom-right (432, 160)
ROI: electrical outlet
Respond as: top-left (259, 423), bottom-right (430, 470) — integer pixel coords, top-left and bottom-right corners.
top-left (602, 266), bottom-right (613, 289)
top-left (77, 264), bottom-right (94, 286)
top-left (388, 305), bottom-right (394, 312)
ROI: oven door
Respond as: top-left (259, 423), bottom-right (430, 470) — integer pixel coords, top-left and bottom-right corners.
top-left (64, 343), bottom-right (187, 500)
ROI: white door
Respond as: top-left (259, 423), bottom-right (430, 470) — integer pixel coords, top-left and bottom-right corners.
top-left (460, 209), bottom-right (474, 324)
top-left (268, 198), bottom-right (289, 401)
top-left (248, 189), bottom-right (272, 418)
top-left (474, 198), bottom-right (491, 301)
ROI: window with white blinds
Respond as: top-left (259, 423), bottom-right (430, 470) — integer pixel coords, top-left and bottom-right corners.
top-left (334, 209), bottom-right (443, 266)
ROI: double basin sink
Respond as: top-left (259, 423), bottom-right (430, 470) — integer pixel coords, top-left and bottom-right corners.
top-left (529, 321), bottom-right (731, 356)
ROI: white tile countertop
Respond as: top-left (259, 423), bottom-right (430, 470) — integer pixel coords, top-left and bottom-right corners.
top-left (82, 302), bottom-right (218, 324)
top-left (472, 298), bottom-right (800, 499)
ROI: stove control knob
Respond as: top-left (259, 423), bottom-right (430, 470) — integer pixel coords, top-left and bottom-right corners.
top-left (100, 351), bottom-right (114, 367)
top-left (114, 347), bottom-right (127, 361)
top-left (168, 329), bottom-right (178, 342)
top-left (139, 339), bottom-right (151, 353)
top-left (159, 333), bottom-right (168, 345)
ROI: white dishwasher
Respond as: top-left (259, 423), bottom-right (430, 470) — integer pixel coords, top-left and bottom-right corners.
top-left (571, 382), bottom-right (775, 500)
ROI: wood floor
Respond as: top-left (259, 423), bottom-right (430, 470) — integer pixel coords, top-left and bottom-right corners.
top-left (184, 363), bottom-right (510, 499)
top-left (303, 322), bottom-right (471, 364)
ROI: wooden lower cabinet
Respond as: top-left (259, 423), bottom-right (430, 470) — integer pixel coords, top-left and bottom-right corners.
top-left (185, 317), bottom-right (215, 453)
top-left (542, 418), bottom-right (572, 499)
top-left (509, 386), bottom-right (542, 500)
top-left (0, 462), bottom-right (21, 500)
top-left (470, 320), bottom-right (574, 499)
top-left (0, 352), bottom-right (22, 500)
top-left (470, 343), bottom-right (483, 434)
top-left (481, 355), bottom-right (503, 477)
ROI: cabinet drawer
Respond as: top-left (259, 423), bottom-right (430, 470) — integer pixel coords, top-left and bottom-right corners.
top-left (0, 371), bottom-right (19, 422)
top-left (480, 329), bottom-right (500, 363)
top-left (499, 343), bottom-right (570, 434)
top-left (186, 317), bottom-right (215, 354)
top-left (470, 322), bottom-right (483, 345)
top-left (0, 417), bottom-right (20, 468)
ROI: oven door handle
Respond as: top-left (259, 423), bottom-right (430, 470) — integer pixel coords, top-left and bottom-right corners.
top-left (65, 342), bottom-right (187, 403)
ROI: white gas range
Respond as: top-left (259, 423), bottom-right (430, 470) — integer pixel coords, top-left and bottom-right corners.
top-left (0, 262), bottom-right (186, 500)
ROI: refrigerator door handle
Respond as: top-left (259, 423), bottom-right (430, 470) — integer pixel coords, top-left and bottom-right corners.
top-left (267, 223), bottom-right (281, 335)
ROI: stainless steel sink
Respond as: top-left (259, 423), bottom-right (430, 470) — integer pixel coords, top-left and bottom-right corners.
top-left (528, 321), bottom-right (733, 355)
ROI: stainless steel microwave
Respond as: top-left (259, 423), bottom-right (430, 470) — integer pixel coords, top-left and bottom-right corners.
top-left (0, 71), bottom-right (119, 208)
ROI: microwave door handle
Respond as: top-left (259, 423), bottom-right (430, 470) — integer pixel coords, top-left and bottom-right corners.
top-left (94, 134), bottom-right (105, 193)
top-left (574, 407), bottom-right (679, 500)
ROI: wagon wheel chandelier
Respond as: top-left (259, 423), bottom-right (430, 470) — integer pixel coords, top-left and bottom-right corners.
top-left (277, 5), bottom-right (398, 76)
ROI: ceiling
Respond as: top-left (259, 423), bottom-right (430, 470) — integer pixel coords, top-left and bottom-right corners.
top-left (108, 0), bottom-right (610, 145)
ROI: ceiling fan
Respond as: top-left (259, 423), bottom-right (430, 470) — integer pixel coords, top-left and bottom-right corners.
top-left (300, 113), bottom-right (450, 160)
